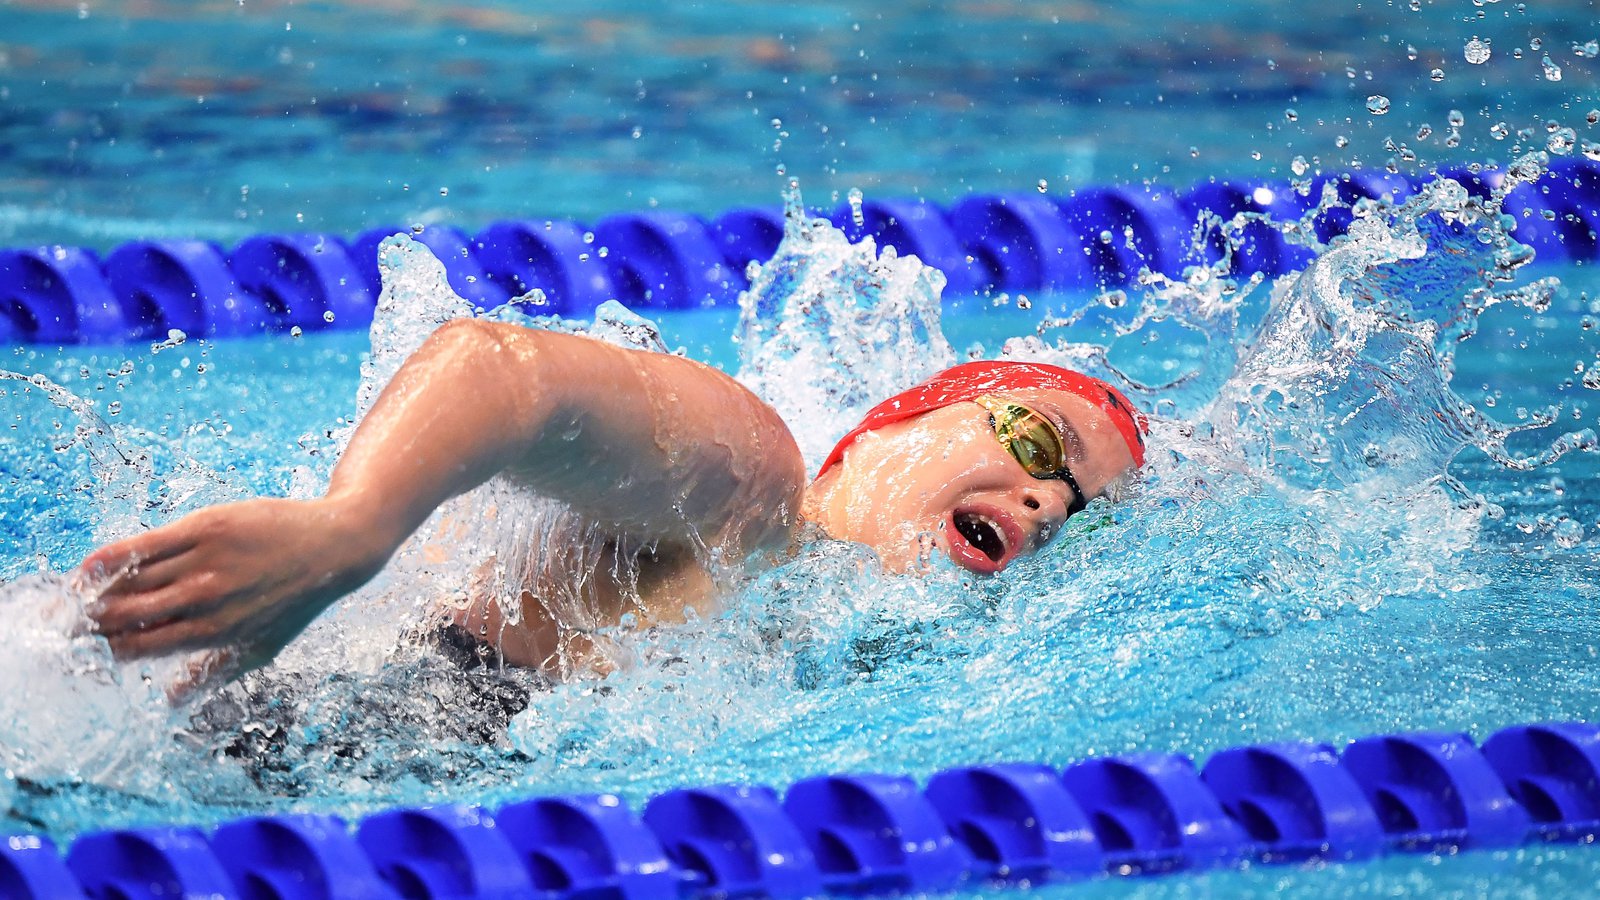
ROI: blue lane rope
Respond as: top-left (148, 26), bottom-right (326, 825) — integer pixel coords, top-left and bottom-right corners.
top-left (4, 721), bottom-right (1600, 898)
top-left (3, 160), bottom-right (1598, 345)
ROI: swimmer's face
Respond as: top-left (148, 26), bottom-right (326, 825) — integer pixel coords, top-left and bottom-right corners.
top-left (808, 388), bottom-right (1139, 575)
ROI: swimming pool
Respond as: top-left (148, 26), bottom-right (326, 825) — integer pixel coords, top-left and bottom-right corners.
top-left (6, 1), bottom-right (1600, 897)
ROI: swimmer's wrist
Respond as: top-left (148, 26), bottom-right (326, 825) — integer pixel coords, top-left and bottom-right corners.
top-left (313, 491), bottom-right (411, 574)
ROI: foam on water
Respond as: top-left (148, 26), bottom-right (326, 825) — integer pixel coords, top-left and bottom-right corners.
top-left (734, 181), bottom-right (955, 465)
top-left (2, 171), bottom-right (1598, 840)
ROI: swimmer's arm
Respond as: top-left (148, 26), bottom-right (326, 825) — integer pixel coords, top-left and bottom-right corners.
top-left (327, 318), bottom-right (806, 556)
top-left (84, 318), bottom-right (805, 670)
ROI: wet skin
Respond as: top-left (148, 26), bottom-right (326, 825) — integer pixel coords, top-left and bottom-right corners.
top-left (81, 321), bottom-right (1139, 682)
top-left (803, 388), bottom-right (1139, 575)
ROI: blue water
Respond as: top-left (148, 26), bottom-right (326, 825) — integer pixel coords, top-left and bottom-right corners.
top-left (6, 1), bottom-right (1600, 897)
top-left (5, 185), bottom-right (1600, 899)
top-left (1, 1), bottom-right (1595, 247)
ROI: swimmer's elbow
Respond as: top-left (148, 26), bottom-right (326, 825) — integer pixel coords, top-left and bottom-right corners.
top-left (733, 425), bottom-right (809, 558)
top-left (423, 316), bottom-right (510, 357)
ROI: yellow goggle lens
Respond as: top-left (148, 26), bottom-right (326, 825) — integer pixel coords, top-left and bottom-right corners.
top-left (974, 395), bottom-right (1068, 479)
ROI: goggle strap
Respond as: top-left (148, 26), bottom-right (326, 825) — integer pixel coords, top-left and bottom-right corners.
top-left (1057, 466), bottom-right (1088, 516)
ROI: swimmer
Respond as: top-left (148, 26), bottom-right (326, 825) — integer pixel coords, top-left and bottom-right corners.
top-left (80, 319), bottom-right (1147, 680)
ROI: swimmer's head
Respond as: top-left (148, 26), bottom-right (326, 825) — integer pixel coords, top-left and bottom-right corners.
top-left (804, 361), bottom-right (1148, 575)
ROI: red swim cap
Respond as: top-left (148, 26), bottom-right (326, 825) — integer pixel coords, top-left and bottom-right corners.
top-left (817, 360), bottom-right (1148, 475)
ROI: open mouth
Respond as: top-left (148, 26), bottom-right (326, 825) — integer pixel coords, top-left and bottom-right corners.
top-left (954, 511), bottom-right (1008, 564)
top-left (944, 504), bottom-right (1025, 575)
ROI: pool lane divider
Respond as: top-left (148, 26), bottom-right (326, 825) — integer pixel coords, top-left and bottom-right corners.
top-left (3, 721), bottom-right (1599, 898)
top-left (2, 160), bottom-right (1599, 345)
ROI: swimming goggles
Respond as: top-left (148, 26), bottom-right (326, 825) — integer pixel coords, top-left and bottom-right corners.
top-left (974, 395), bottom-right (1088, 516)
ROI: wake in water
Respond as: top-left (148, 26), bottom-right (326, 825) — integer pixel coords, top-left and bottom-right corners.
top-left (1, 162), bottom-right (1594, 836)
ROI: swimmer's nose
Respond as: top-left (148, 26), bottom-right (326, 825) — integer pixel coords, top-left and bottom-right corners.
top-left (1018, 486), bottom-right (1072, 548)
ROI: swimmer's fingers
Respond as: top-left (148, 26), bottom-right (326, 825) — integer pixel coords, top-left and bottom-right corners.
top-left (103, 597), bottom-right (243, 660)
top-left (79, 496), bottom-right (385, 673)
top-left (92, 552), bottom-right (194, 598)
top-left (78, 525), bottom-right (201, 593)
top-left (166, 648), bottom-right (242, 707)
top-left (91, 573), bottom-right (221, 641)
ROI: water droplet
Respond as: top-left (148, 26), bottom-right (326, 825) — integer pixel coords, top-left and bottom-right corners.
top-left (631, 125), bottom-right (642, 139)
top-left (1035, 178), bottom-right (1048, 193)
top-left (1335, 135), bottom-right (1350, 148)
top-left (1408, 0), bottom-right (1420, 10)
top-left (1405, 45), bottom-right (1419, 61)
top-left (1416, 124), bottom-right (1433, 140)
top-left (1430, 68), bottom-right (1445, 82)
top-left (1366, 95), bottom-right (1391, 115)
top-left (1582, 140), bottom-right (1600, 162)
top-left (149, 328), bottom-right (187, 354)
top-left (1555, 518), bottom-right (1584, 549)
top-left (1542, 54), bottom-right (1562, 81)
top-left (323, 310), bottom-right (336, 323)
top-left (1448, 109), bottom-right (1465, 128)
top-left (1530, 37), bottom-right (1543, 51)
top-left (107, 400), bottom-right (121, 415)
top-left (847, 187), bottom-right (865, 227)
top-left (1464, 37), bottom-right (1492, 64)
top-left (1284, 108), bottom-right (1298, 122)
top-left (1548, 127), bottom-right (1577, 155)
top-left (290, 326), bottom-right (303, 337)
top-left (1578, 40), bottom-right (1600, 59)
top-left (1291, 155), bottom-right (1308, 176)
top-left (438, 186), bottom-right (448, 197)
top-left (1016, 295), bottom-right (1031, 310)
top-left (1588, 109), bottom-right (1600, 125)
top-left (1490, 121), bottom-right (1510, 140)
top-left (1190, 146), bottom-right (1200, 158)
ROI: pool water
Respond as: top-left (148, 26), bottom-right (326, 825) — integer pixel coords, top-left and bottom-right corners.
top-left (7, 183), bottom-right (1600, 897)
top-left (1, 1), bottom-right (1595, 247)
top-left (7, 1), bottom-right (1600, 897)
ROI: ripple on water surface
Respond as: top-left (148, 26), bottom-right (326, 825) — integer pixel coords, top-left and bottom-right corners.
top-left (2, 178), bottom-right (1600, 881)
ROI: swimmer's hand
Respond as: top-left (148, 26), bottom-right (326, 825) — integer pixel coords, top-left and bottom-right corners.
top-left (79, 496), bottom-right (393, 676)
